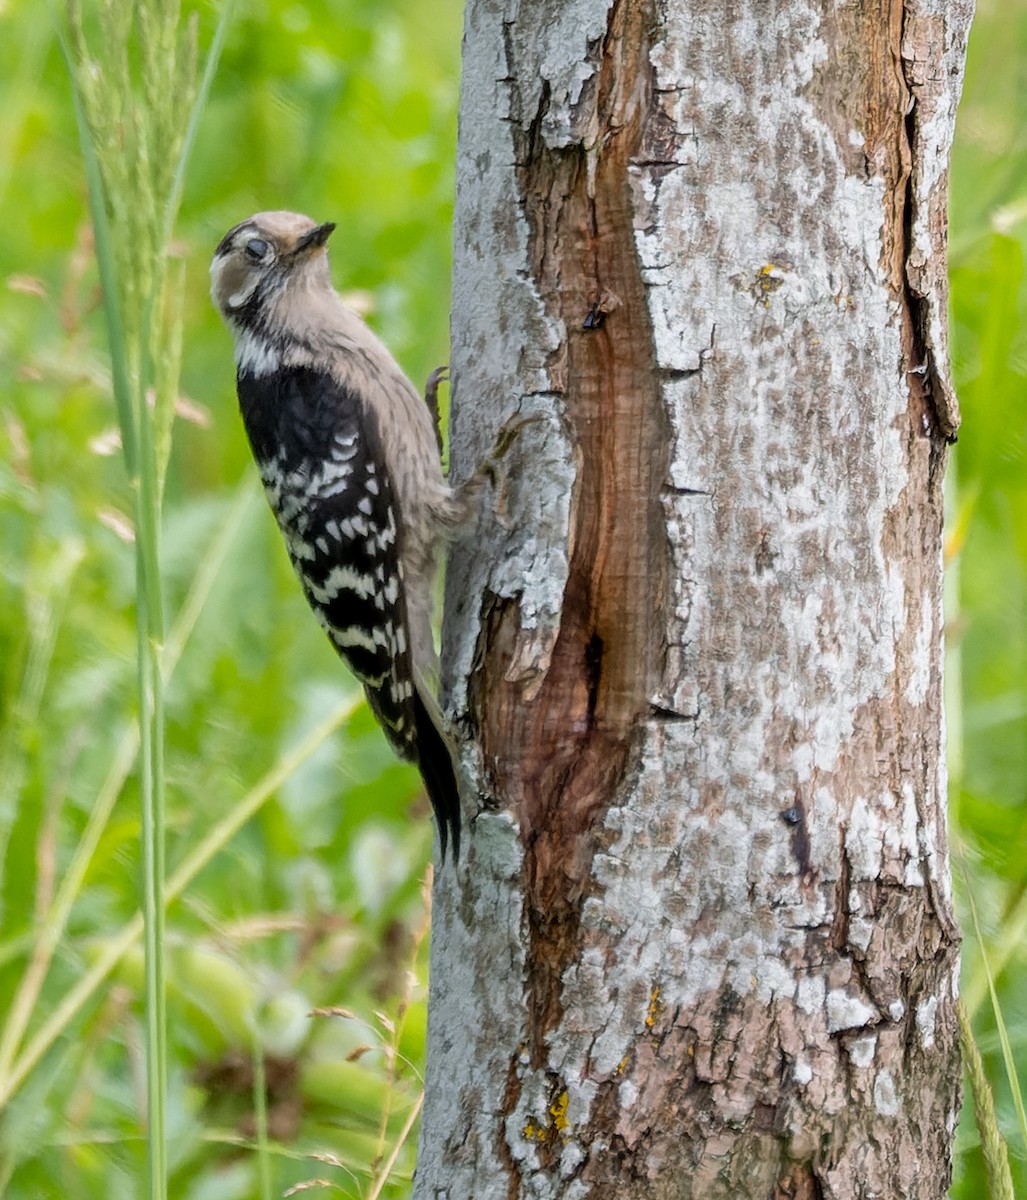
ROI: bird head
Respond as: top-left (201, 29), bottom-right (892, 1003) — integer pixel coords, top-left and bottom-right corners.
top-left (209, 211), bottom-right (336, 328)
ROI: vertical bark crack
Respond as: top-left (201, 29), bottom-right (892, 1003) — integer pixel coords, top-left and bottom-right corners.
top-left (497, 1055), bottom-right (524, 1200)
top-left (898, 6), bottom-right (961, 442)
top-left (899, 90), bottom-right (942, 442)
top-left (479, 0), bottom-right (670, 1068)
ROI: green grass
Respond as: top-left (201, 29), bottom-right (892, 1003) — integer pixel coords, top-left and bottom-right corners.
top-left (0, 0), bottom-right (460, 1194)
top-left (949, 0), bottom-right (1027, 1193)
top-left (0, 0), bottom-right (1024, 1195)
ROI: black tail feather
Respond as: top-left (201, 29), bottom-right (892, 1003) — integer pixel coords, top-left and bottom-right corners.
top-left (412, 693), bottom-right (461, 863)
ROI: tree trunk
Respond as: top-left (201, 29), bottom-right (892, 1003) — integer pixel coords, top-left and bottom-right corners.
top-left (417, 1), bottom-right (971, 1196)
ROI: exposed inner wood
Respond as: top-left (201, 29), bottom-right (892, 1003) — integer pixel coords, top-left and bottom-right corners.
top-left (477, 0), bottom-right (667, 1065)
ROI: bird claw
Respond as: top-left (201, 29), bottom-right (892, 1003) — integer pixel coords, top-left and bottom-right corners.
top-left (477, 410), bottom-right (544, 526)
top-left (424, 365), bottom-right (449, 455)
top-left (479, 411), bottom-right (539, 484)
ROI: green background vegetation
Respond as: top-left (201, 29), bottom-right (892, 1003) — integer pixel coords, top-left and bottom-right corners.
top-left (0, 0), bottom-right (1022, 1195)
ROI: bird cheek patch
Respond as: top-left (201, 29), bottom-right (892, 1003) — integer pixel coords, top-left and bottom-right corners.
top-left (216, 259), bottom-right (261, 311)
top-left (227, 275), bottom-right (260, 310)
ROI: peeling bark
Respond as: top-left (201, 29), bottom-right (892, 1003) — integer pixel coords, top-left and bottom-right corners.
top-left (419, 2), bottom-right (971, 1197)
top-left (479, 0), bottom-right (670, 1068)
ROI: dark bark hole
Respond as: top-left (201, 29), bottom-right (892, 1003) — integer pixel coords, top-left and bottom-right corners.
top-left (585, 631), bottom-right (604, 721)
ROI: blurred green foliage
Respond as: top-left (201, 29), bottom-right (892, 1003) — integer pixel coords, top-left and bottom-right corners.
top-left (950, 0), bottom-right (1027, 1194)
top-left (0, 0), bottom-right (461, 1195)
top-left (0, 0), bottom-right (1024, 1195)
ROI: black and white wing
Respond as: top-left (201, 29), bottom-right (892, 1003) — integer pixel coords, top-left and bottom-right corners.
top-left (237, 364), bottom-right (460, 859)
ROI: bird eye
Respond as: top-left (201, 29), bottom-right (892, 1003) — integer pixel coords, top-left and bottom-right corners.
top-left (244, 237), bottom-right (269, 262)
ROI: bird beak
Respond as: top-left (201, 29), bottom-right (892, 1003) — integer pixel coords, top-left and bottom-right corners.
top-left (296, 222), bottom-right (336, 252)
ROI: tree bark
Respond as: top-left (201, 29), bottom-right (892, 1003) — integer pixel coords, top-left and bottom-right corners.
top-left (417, 1), bottom-right (971, 1197)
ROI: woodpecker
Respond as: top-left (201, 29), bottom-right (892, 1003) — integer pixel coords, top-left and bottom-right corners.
top-left (210, 211), bottom-right (468, 860)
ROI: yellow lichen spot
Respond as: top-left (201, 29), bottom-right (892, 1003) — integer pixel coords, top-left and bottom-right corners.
top-left (550, 1090), bottom-right (569, 1133)
top-left (616, 1054), bottom-right (630, 1075)
top-left (645, 984), bottom-right (664, 1030)
top-left (758, 264), bottom-right (785, 300)
top-left (522, 1121), bottom-right (540, 1142)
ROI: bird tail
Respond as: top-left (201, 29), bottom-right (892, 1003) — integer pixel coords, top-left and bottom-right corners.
top-left (411, 689), bottom-right (461, 863)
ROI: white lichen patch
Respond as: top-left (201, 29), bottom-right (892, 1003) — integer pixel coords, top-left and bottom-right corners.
top-left (848, 1034), bottom-right (877, 1069)
top-left (826, 989), bottom-right (878, 1033)
top-left (793, 1058), bottom-right (814, 1086)
top-left (796, 975), bottom-right (826, 1016)
top-left (904, 594), bottom-right (935, 707)
top-left (874, 1068), bottom-right (901, 1117)
top-left (846, 916), bottom-right (875, 954)
top-left (916, 996), bottom-right (938, 1048)
top-left (845, 802), bottom-right (886, 882)
top-left (503, 0), bottom-right (614, 146)
top-left (753, 956), bottom-right (800, 1005)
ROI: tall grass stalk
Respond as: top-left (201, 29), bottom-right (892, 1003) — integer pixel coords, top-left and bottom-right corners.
top-left (54, 1), bottom-right (232, 1193)
top-left (962, 858), bottom-right (1027, 1155)
top-left (63, 31), bottom-right (168, 1192)
top-left (961, 881), bottom-right (1027, 1019)
top-left (366, 1092), bottom-right (424, 1200)
top-left (252, 1036), bottom-right (273, 1200)
top-left (0, 484), bottom-right (256, 1104)
top-left (958, 1000), bottom-right (1016, 1200)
